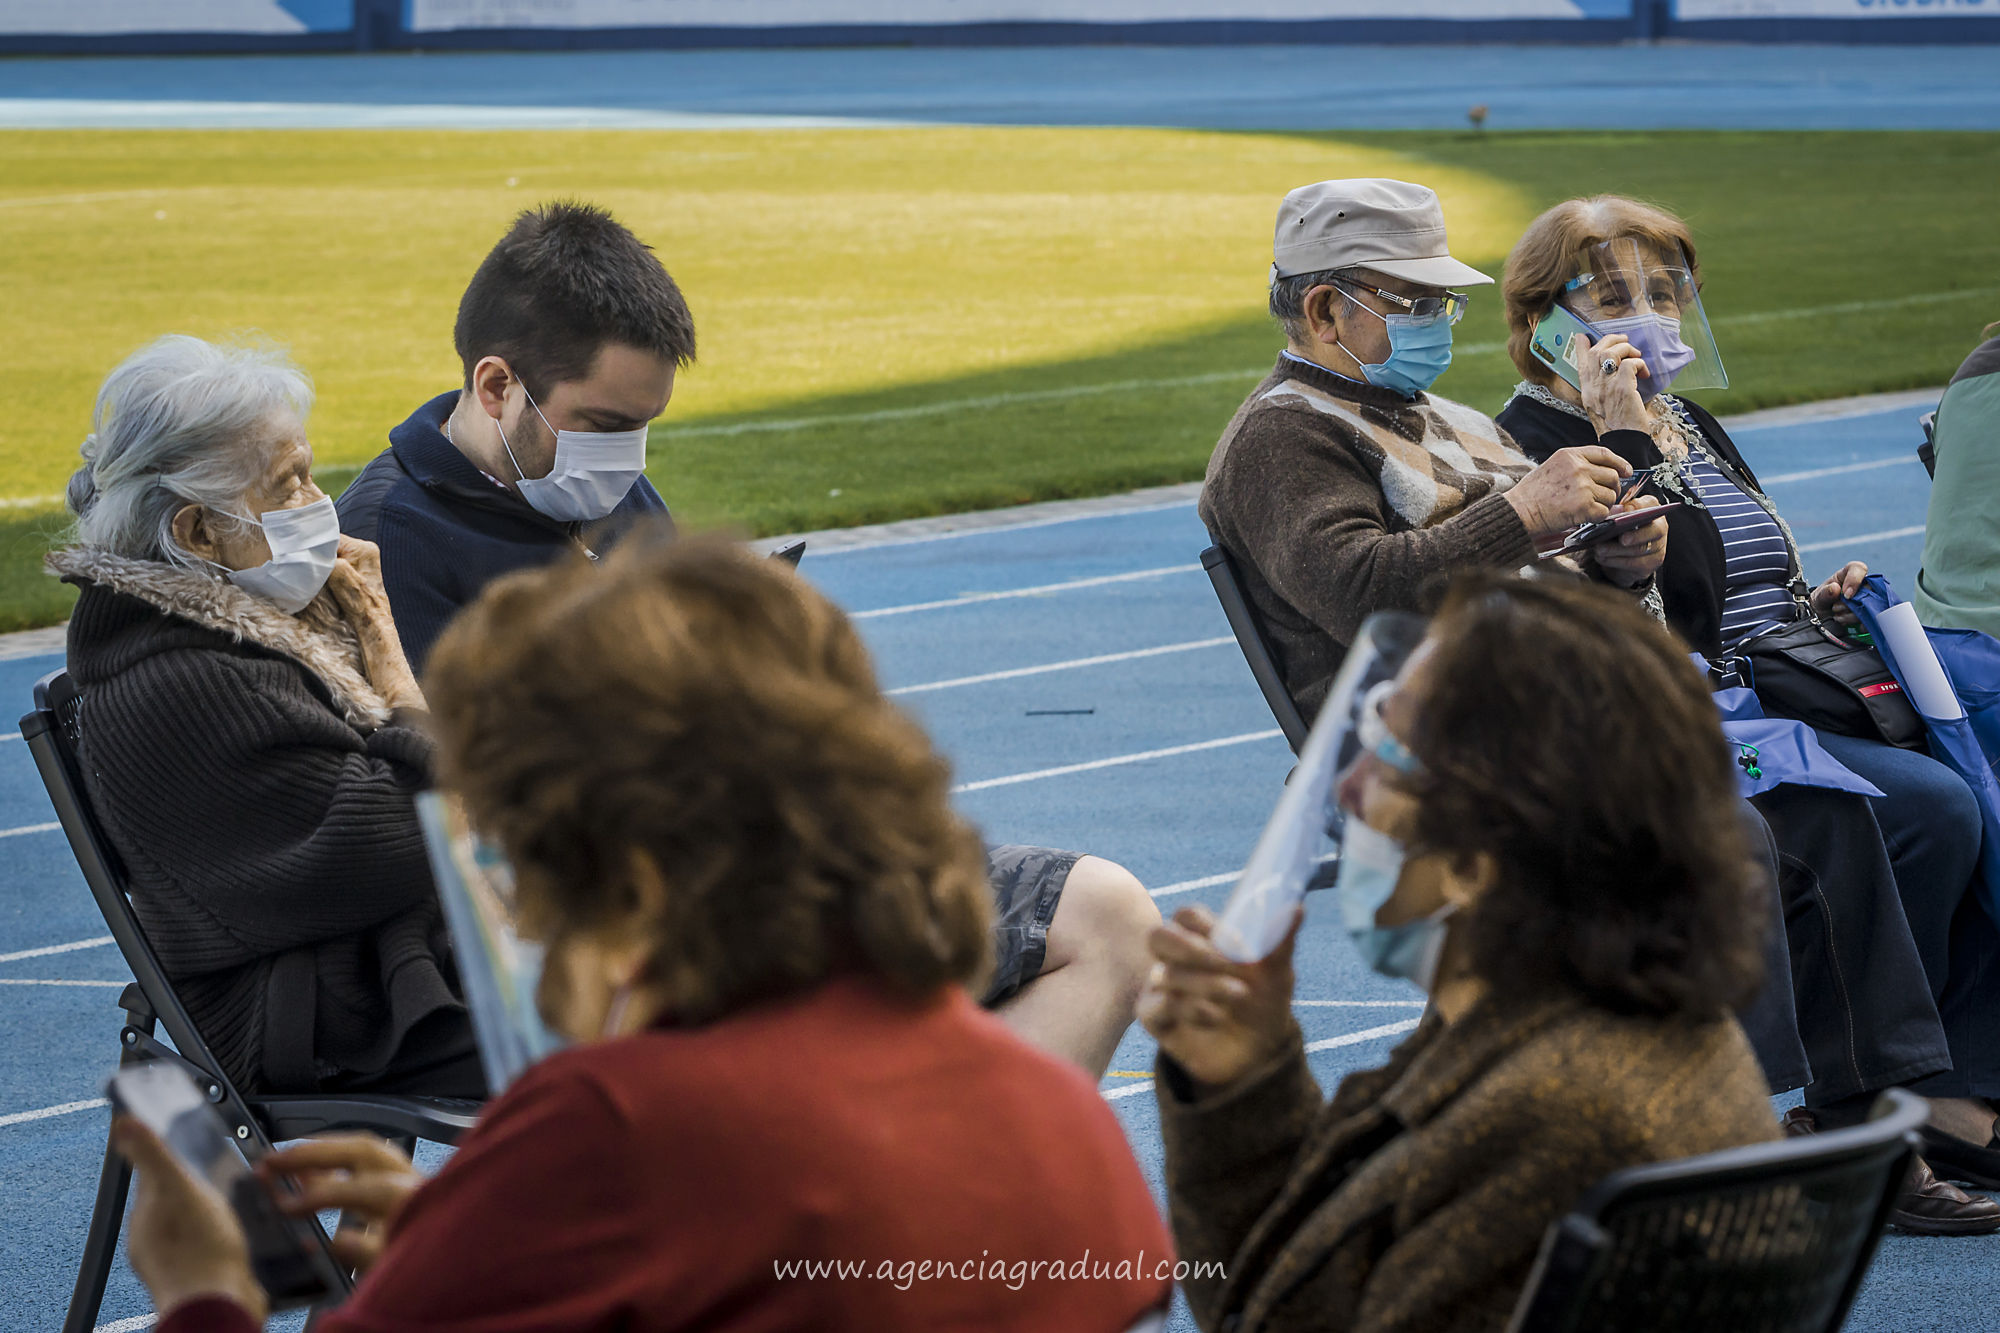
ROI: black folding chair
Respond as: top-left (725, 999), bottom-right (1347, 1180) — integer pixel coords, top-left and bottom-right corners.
top-left (1918, 409), bottom-right (1938, 479)
top-left (22, 670), bottom-right (481, 1333)
top-left (1200, 544), bottom-right (1310, 753)
top-left (1507, 1087), bottom-right (1926, 1333)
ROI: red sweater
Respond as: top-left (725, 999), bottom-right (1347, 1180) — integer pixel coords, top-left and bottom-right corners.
top-left (162, 977), bottom-right (1172, 1333)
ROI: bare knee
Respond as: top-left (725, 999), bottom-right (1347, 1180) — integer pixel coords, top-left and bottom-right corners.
top-left (1044, 855), bottom-right (1161, 980)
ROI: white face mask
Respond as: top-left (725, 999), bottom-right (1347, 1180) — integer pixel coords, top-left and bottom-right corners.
top-left (497, 384), bottom-right (648, 523)
top-left (223, 495), bottom-right (340, 614)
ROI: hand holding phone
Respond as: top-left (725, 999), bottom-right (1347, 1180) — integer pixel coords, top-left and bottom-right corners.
top-left (109, 1062), bottom-right (344, 1311)
top-left (1540, 503), bottom-right (1682, 558)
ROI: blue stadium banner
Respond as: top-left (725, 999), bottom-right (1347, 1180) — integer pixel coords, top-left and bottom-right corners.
top-left (1676, 0), bottom-right (1995, 14)
top-left (404, 1), bottom-right (1631, 32)
top-left (0, 0), bottom-right (355, 34)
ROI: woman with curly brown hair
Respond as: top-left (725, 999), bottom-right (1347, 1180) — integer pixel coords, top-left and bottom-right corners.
top-left (110, 531), bottom-right (1173, 1333)
top-left (1144, 573), bottom-right (1780, 1333)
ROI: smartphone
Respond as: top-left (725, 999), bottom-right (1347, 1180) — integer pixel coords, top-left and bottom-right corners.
top-left (1527, 303), bottom-right (1600, 393)
top-left (1540, 503), bottom-right (1683, 559)
top-left (107, 1062), bottom-right (345, 1309)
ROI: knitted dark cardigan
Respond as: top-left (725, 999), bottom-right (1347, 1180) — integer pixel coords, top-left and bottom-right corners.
top-left (54, 548), bottom-right (462, 1092)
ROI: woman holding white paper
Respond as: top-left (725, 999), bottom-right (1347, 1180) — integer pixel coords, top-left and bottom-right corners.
top-left (1142, 575), bottom-right (1779, 1333)
top-left (1496, 196), bottom-right (2000, 1186)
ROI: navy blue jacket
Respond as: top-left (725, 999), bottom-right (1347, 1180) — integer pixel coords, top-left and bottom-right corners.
top-left (338, 392), bottom-right (671, 674)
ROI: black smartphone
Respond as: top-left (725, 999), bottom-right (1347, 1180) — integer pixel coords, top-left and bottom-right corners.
top-left (1541, 503), bottom-right (1683, 558)
top-left (107, 1062), bottom-right (345, 1309)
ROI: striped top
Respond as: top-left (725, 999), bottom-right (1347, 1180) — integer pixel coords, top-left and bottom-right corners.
top-left (1678, 451), bottom-right (1795, 647)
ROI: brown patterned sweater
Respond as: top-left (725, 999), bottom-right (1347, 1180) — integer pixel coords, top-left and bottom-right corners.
top-left (1199, 355), bottom-right (1537, 719)
top-left (1158, 994), bottom-right (1778, 1333)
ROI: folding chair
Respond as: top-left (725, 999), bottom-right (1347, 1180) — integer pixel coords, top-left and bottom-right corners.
top-left (1919, 409), bottom-right (1938, 479)
top-left (1507, 1087), bottom-right (1926, 1333)
top-left (22, 670), bottom-right (481, 1333)
top-left (1201, 544), bottom-right (1310, 753)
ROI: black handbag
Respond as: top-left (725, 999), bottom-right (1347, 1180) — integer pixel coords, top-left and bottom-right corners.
top-left (1726, 604), bottom-right (1927, 750)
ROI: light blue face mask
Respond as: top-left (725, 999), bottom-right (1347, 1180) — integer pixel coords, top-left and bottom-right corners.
top-left (1338, 301), bottom-right (1455, 400)
top-left (1334, 819), bottom-right (1456, 991)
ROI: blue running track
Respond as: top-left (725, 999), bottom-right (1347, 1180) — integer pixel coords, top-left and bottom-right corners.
top-left (1, 396), bottom-right (1989, 1332)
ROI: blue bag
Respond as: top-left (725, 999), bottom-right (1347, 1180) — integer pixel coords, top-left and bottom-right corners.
top-left (1694, 654), bottom-right (1883, 800)
top-left (1846, 575), bottom-right (2000, 926)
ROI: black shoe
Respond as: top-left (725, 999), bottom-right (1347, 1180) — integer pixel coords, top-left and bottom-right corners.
top-left (1919, 1125), bottom-right (2000, 1191)
top-left (1789, 1111), bottom-right (2000, 1236)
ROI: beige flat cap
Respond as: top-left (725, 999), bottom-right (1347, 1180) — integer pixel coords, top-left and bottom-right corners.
top-left (1272, 178), bottom-right (1492, 288)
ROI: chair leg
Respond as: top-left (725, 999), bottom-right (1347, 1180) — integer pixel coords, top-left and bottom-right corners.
top-left (62, 1129), bottom-right (133, 1333)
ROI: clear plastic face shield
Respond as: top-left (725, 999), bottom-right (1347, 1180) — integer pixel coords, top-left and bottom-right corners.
top-left (1212, 612), bottom-right (1429, 962)
top-left (1559, 237), bottom-right (1727, 400)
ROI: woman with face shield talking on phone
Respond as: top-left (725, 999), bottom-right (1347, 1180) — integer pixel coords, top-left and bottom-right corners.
top-left (1141, 574), bottom-right (1779, 1333)
top-left (1497, 199), bottom-right (2000, 1209)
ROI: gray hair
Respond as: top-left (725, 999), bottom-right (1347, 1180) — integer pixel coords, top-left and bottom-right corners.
top-left (1269, 267), bottom-right (1361, 345)
top-left (68, 335), bottom-right (314, 569)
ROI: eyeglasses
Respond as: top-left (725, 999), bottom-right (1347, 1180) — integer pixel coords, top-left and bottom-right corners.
top-left (1357, 680), bottom-right (1422, 776)
top-left (1334, 277), bottom-right (1469, 327)
top-left (1562, 268), bottom-right (1697, 321)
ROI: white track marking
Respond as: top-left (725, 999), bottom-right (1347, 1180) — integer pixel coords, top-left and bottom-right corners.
top-left (888, 637), bottom-right (1232, 695)
top-left (1149, 871), bottom-right (1238, 898)
top-left (0, 821), bottom-right (61, 840)
top-left (1796, 526), bottom-right (1926, 553)
top-left (0, 732), bottom-right (19, 742)
top-left (1101, 1018), bottom-right (1419, 1101)
top-left (96, 1317), bottom-right (159, 1333)
top-left (854, 564), bottom-right (1199, 619)
top-left (952, 730), bottom-right (1283, 794)
top-left (0, 978), bottom-right (125, 988)
top-left (1293, 1000), bottom-right (1427, 1008)
top-left (0, 936), bottom-right (113, 964)
top-left (1759, 457), bottom-right (1915, 485)
top-left (0, 1096), bottom-right (108, 1129)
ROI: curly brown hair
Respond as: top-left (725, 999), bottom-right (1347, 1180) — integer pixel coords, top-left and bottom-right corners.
top-left (1501, 195), bottom-right (1703, 390)
top-left (423, 527), bottom-right (995, 1022)
top-left (1400, 572), bottom-right (1764, 1019)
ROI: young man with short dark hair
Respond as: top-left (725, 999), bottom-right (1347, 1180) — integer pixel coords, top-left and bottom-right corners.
top-left (342, 202), bottom-right (1161, 1078)
top-left (338, 201), bottom-right (696, 673)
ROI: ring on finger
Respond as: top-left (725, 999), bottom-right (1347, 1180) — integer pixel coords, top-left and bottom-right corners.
top-left (1600, 358), bottom-right (1619, 375)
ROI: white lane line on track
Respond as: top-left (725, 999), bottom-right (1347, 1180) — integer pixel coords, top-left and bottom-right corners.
top-left (1797, 526), bottom-right (1926, 553)
top-left (1149, 871), bottom-right (1237, 898)
top-left (1294, 1000), bottom-right (1428, 1008)
top-left (1101, 1018), bottom-right (1420, 1101)
top-left (0, 978), bottom-right (125, 988)
top-left (0, 936), bottom-right (113, 963)
top-left (0, 1096), bottom-right (107, 1129)
top-left (888, 637), bottom-right (1233, 695)
top-left (0, 821), bottom-right (61, 840)
top-left (1759, 456), bottom-right (1916, 486)
top-left (1, 731), bottom-right (21, 742)
top-left (952, 730), bottom-right (1283, 794)
top-left (96, 1317), bottom-right (158, 1333)
top-left (854, 563), bottom-right (1199, 620)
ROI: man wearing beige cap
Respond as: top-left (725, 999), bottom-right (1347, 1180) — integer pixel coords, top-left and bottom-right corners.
top-left (1200, 178), bottom-right (1668, 717)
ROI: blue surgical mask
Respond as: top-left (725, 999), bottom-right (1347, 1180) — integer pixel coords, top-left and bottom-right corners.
top-left (1339, 303), bottom-right (1455, 400)
top-left (1335, 819), bottom-right (1456, 990)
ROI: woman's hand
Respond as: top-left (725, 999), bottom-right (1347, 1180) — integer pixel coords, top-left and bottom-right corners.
top-left (259, 1134), bottom-right (422, 1275)
top-left (1579, 333), bottom-right (1651, 435)
top-left (1503, 446), bottom-right (1631, 539)
top-left (111, 1116), bottom-right (270, 1325)
top-left (1810, 560), bottom-right (1870, 627)
top-left (326, 536), bottom-right (425, 710)
top-left (1592, 497), bottom-right (1669, 588)
top-left (1138, 905), bottom-right (1300, 1095)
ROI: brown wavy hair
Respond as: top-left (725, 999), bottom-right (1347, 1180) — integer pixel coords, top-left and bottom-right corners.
top-left (424, 527), bottom-right (995, 1022)
top-left (1502, 195), bottom-right (1703, 389)
top-left (1401, 571), bottom-right (1764, 1019)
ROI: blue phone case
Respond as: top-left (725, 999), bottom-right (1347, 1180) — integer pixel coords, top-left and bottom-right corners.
top-left (1528, 304), bottom-right (1599, 392)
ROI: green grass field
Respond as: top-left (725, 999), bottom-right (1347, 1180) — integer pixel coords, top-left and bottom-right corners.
top-left (4, 128), bottom-right (1997, 631)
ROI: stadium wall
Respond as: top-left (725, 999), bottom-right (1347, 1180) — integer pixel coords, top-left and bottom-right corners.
top-left (1, 0), bottom-right (1996, 55)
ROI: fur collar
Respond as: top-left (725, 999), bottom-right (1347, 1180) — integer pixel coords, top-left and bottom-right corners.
top-left (48, 546), bottom-right (393, 730)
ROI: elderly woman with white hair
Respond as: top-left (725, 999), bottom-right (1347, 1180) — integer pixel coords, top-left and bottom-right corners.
top-left (51, 335), bottom-right (480, 1097)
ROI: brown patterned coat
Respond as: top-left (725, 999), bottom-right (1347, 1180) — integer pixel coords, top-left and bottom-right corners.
top-left (1198, 355), bottom-right (1537, 719)
top-left (1158, 993), bottom-right (1778, 1333)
